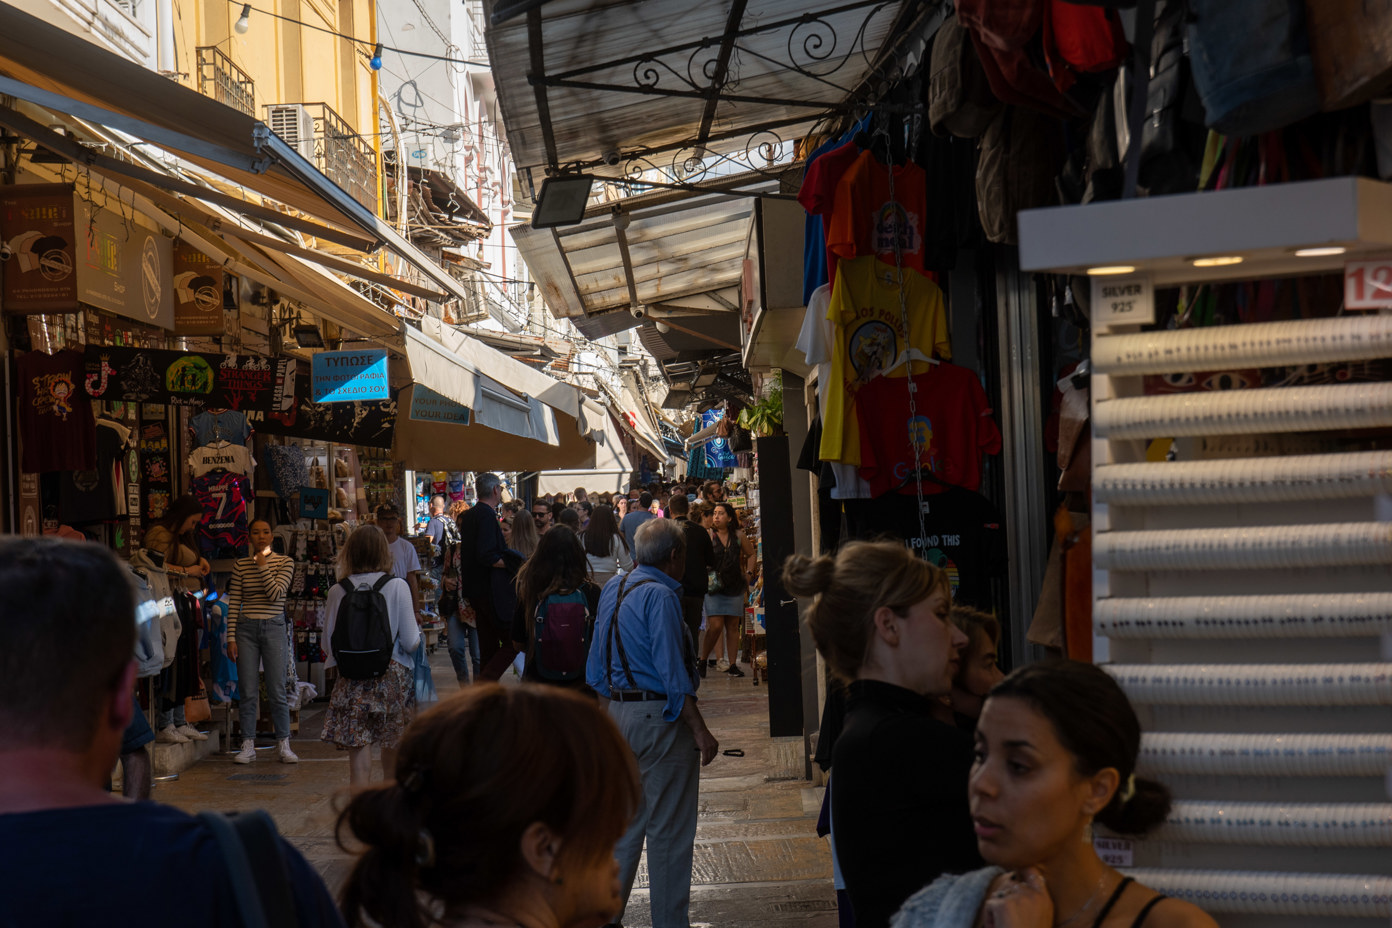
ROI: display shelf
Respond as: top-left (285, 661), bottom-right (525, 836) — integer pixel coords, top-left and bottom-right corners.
top-left (1090, 306), bottom-right (1392, 921)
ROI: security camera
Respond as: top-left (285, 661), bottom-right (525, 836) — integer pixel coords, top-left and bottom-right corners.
top-left (630, 305), bottom-right (646, 319)
top-left (602, 149), bottom-right (622, 167)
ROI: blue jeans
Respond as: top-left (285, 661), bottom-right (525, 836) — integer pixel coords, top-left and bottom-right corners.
top-left (155, 704), bottom-right (186, 730)
top-left (447, 613), bottom-right (481, 683)
top-left (235, 616), bottom-right (290, 741)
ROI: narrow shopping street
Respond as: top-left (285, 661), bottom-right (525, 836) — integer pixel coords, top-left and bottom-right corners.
top-left (155, 648), bottom-right (836, 928)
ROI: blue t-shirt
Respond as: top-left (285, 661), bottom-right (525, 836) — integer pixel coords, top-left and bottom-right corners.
top-left (620, 510), bottom-right (654, 556)
top-left (0, 802), bottom-right (345, 927)
top-left (189, 409), bottom-right (252, 448)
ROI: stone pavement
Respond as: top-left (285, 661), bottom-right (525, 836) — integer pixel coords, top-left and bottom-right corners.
top-left (155, 648), bottom-right (838, 928)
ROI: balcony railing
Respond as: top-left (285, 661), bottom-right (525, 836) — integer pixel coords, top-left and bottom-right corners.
top-left (265, 102), bottom-right (379, 212)
top-left (196, 46), bottom-right (255, 117)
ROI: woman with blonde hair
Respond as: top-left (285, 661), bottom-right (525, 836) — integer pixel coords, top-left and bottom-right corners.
top-left (322, 525), bottom-right (421, 788)
top-left (337, 684), bottom-right (640, 928)
top-left (783, 541), bottom-right (974, 928)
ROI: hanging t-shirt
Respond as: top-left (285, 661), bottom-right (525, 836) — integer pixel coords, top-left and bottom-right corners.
top-left (796, 283), bottom-right (872, 499)
top-left (189, 409), bottom-right (252, 448)
top-left (819, 256), bottom-right (951, 467)
top-left (57, 420), bottom-right (130, 523)
top-left (191, 470), bottom-right (252, 559)
top-left (847, 487), bottom-right (1006, 610)
top-left (856, 362), bottom-right (1003, 497)
top-left (189, 443), bottom-right (255, 478)
top-left (799, 138), bottom-right (866, 304)
top-left (18, 349), bottom-right (95, 473)
top-left (826, 151), bottom-right (933, 280)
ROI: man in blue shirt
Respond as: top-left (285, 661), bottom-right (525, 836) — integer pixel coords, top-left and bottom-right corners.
top-left (588, 518), bottom-right (719, 928)
top-left (0, 536), bottom-right (343, 927)
top-left (620, 490), bottom-right (656, 554)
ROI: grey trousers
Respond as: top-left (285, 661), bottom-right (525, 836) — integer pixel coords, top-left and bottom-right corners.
top-left (609, 699), bottom-right (700, 928)
top-left (235, 615), bottom-right (291, 742)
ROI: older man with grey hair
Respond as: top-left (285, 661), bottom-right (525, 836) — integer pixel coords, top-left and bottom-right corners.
top-left (587, 517), bottom-right (719, 928)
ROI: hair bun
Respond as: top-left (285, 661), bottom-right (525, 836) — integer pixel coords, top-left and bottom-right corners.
top-left (1096, 775), bottom-right (1171, 837)
top-left (781, 554), bottom-right (837, 599)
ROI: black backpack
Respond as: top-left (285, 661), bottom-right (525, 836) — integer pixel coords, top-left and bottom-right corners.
top-left (331, 575), bottom-right (394, 680)
top-left (531, 588), bottom-right (593, 682)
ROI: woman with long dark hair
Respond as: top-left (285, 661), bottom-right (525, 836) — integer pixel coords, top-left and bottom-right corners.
top-left (699, 502), bottom-right (756, 677)
top-left (336, 684), bottom-right (640, 928)
top-left (580, 503), bottom-right (633, 588)
top-left (509, 526), bottom-right (602, 691)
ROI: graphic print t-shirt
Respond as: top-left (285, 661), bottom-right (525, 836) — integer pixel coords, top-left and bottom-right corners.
top-left (855, 362), bottom-right (1002, 497)
top-left (848, 487), bottom-right (1006, 609)
top-left (18, 349), bottom-right (95, 472)
top-left (189, 443), bottom-right (255, 478)
top-left (819, 256), bottom-right (951, 467)
top-left (826, 151), bottom-right (933, 280)
top-left (191, 470), bottom-right (252, 559)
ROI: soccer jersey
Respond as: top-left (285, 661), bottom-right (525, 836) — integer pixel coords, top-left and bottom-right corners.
top-left (189, 409), bottom-right (251, 448)
top-left (819, 256), bottom-right (951, 466)
top-left (191, 470), bottom-right (252, 559)
top-left (855, 362), bottom-right (1002, 497)
top-left (189, 443), bottom-right (254, 478)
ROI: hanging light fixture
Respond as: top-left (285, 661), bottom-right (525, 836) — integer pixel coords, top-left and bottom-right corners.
top-left (234, 4), bottom-right (251, 34)
top-left (370, 43), bottom-right (384, 70)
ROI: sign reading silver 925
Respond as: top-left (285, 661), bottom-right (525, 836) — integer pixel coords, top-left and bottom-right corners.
top-left (311, 348), bottom-right (389, 403)
top-left (1091, 275), bottom-right (1155, 326)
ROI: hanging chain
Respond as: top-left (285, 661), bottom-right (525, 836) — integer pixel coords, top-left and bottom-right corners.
top-left (873, 124), bottom-right (929, 550)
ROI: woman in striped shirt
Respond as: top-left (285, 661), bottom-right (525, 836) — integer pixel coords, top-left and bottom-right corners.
top-left (226, 519), bottom-right (297, 765)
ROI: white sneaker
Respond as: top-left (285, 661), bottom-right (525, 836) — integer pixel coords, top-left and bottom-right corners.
top-left (233, 739), bottom-right (257, 764)
top-left (156, 725), bottom-right (190, 744)
top-left (277, 739), bottom-right (299, 764)
top-left (176, 724), bottom-right (209, 742)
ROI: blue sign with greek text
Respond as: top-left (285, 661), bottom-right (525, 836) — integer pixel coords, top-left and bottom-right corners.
top-left (409, 385), bottom-right (472, 425)
top-left (311, 349), bottom-right (389, 403)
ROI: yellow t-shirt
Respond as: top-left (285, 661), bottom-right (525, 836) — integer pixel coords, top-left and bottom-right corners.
top-left (819, 256), bottom-right (951, 465)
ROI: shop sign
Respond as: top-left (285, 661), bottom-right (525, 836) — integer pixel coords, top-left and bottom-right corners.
top-left (172, 242), bottom-right (225, 334)
top-left (1090, 275), bottom-right (1154, 326)
top-left (1343, 257), bottom-right (1392, 309)
top-left (258, 371), bottom-right (397, 448)
top-left (0, 183), bottom-right (78, 313)
top-left (409, 385), bottom-right (472, 425)
top-left (299, 487), bottom-right (330, 519)
top-left (311, 349), bottom-right (389, 403)
top-left (84, 346), bottom-right (295, 410)
top-left (74, 197), bottom-right (174, 330)
top-left (1093, 836), bottom-right (1132, 867)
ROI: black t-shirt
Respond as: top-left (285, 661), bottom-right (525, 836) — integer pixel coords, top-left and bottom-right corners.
top-left (831, 680), bottom-right (983, 928)
top-left (0, 802), bottom-right (344, 928)
top-left (846, 487), bottom-right (1006, 609)
top-left (58, 422), bottom-right (126, 524)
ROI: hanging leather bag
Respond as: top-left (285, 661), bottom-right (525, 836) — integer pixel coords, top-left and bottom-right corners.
top-left (978, 107), bottom-right (1066, 244)
top-left (1304, 0), bottom-right (1392, 111)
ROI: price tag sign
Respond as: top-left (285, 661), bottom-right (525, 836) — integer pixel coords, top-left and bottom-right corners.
top-left (1091, 275), bottom-right (1155, 326)
top-left (1093, 836), bottom-right (1133, 867)
top-left (1344, 258), bottom-right (1392, 309)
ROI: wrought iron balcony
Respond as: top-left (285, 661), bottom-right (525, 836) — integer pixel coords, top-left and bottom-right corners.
top-left (196, 46), bottom-right (255, 117)
top-left (265, 101), bottom-right (379, 212)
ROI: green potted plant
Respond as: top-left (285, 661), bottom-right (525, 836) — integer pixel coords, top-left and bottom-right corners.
top-left (738, 381), bottom-right (783, 438)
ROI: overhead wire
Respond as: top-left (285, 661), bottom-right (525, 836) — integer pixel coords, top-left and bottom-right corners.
top-left (229, 1), bottom-right (489, 67)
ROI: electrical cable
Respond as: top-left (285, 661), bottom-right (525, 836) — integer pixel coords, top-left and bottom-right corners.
top-left (228, 1), bottom-right (489, 67)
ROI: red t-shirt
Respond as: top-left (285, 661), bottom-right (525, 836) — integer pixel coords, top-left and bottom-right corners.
top-left (855, 362), bottom-right (1002, 497)
top-left (798, 139), bottom-right (865, 294)
top-left (18, 349), bottom-right (95, 473)
top-left (827, 151), bottom-right (935, 283)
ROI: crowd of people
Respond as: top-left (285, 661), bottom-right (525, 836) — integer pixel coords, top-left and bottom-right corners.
top-left (0, 471), bottom-right (1215, 928)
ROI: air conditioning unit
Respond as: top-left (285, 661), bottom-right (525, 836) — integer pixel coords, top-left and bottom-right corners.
top-left (266, 104), bottom-right (317, 163)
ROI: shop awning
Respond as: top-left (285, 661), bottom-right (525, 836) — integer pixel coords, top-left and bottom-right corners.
top-left (0, 3), bottom-right (479, 310)
top-left (598, 380), bottom-right (670, 464)
top-left (511, 176), bottom-right (776, 338)
top-left (484, 0), bottom-right (919, 186)
top-left (394, 385), bottom-right (594, 472)
top-left (535, 428), bottom-right (635, 496)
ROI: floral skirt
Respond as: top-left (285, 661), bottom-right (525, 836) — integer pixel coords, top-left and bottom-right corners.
top-left (321, 660), bottom-right (415, 749)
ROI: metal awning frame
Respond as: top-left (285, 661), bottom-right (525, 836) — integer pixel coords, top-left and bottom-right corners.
top-left (520, 0), bottom-right (931, 177)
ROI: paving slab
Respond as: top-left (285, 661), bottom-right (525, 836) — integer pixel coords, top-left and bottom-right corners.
top-left (157, 649), bottom-right (838, 928)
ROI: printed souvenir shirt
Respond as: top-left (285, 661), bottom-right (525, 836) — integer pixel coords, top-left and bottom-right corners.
top-left (855, 362), bottom-right (1002, 497)
top-left (18, 349), bottom-right (95, 472)
top-left (819, 256), bottom-right (951, 466)
top-left (826, 150), bottom-right (934, 282)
